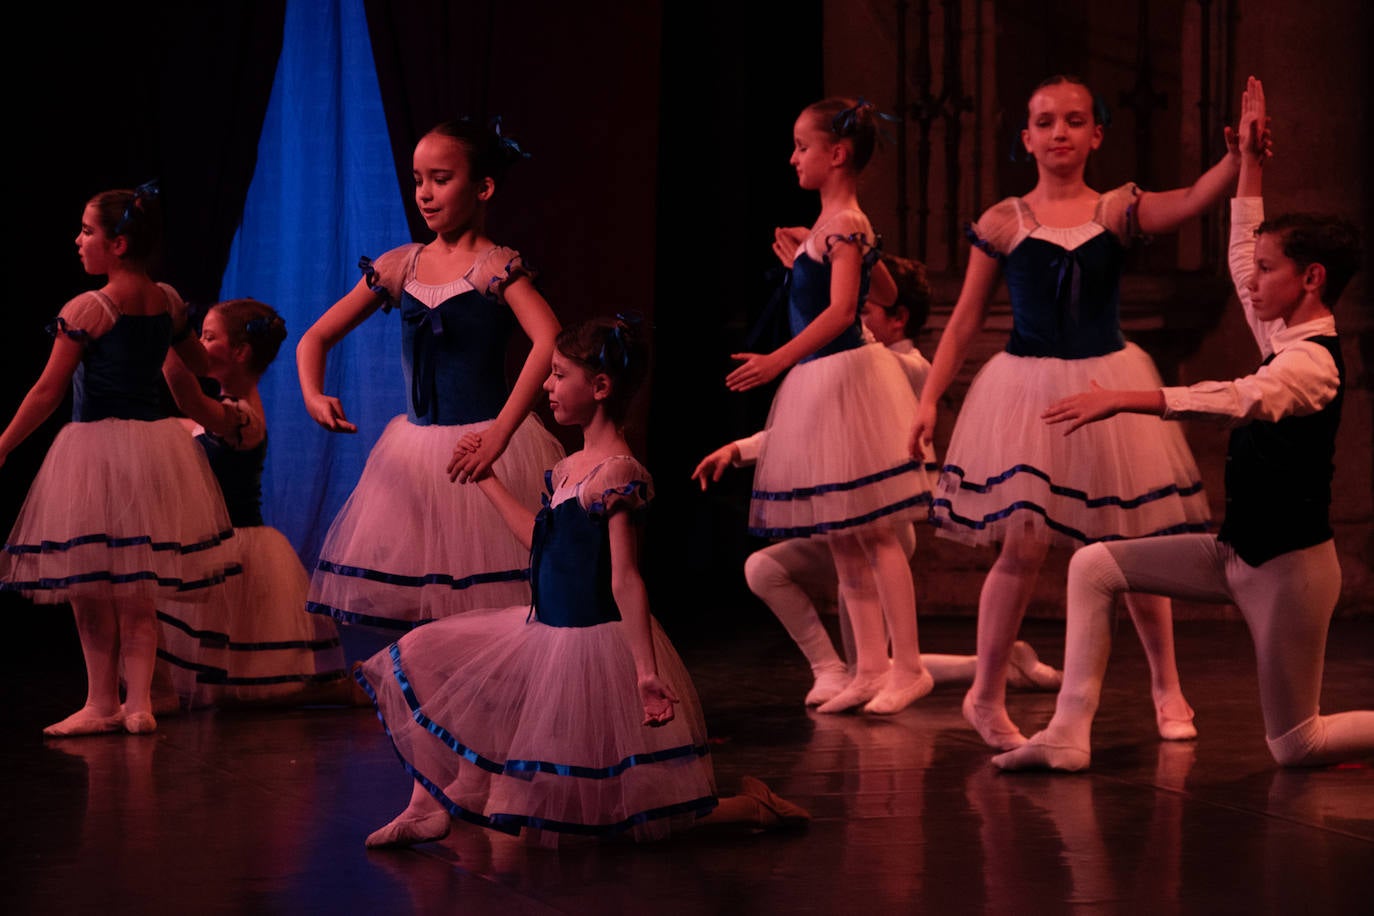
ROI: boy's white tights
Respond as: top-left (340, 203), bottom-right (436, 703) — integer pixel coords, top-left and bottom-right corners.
top-left (998, 536), bottom-right (1374, 770)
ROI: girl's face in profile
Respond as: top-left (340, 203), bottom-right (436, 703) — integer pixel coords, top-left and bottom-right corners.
top-left (412, 133), bottom-right (490, 235)
top-left (199, 309), bottom-right (243, 380)
top-left (544, 350), bottom-right (603, 427)
top-left (75, 204), bottom-right (119, 276)
top-left (790, 112), bottom-right (837, 190)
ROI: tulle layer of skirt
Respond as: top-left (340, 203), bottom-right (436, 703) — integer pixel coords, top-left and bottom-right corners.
top-left (749, 344), bottom-right (933, 539)
top-left (356, 607), bottom-right (717, 845)
top-left (932, 345), bottom-right (1211, 549)
top-left (159, 525), bottom-right (348, 707)
top-left (1, 418), bottom-right (239, 604)
top-left (308, 413), bottom-right (565, 630)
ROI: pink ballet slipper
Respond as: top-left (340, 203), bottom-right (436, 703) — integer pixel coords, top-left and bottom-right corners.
top-left (43, 707), bottom-right (126, 738)
top-left (863, 670), bottom-right (934, 715)
top-left (804, 665), bottom-right (851, 707)
top-left (962, 693), bottom-right (1028, 750)
top-left (365, 809), bottom-right (452, 849)
top-left (1155, 693), bottom-right (1197, 742)
top-left (1006, 641), bottom-right (1063, 692)
top-left (815, 674), bottom-right (887, 714)
top-left (991, 731), bottom-right (1091, 772)
top-left (737, 775), bottom-right (811, 827)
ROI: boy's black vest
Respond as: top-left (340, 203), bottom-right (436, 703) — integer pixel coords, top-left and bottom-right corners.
top-left (1218, 335), bottom-right (1343, 566)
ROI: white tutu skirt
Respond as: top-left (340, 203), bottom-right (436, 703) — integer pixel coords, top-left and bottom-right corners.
top-left (1, 418), bottom-right (238, 604)
top-left (932, 344), bottom-right (1210, 548)
top-left (357, 607), bottom-right (718, 844)
top-left (750, 343), bottom-right (932, 538)
top-left (308, 413), bottom-right (565, 629)
top-left (158, 525), bottom-right (348, 707)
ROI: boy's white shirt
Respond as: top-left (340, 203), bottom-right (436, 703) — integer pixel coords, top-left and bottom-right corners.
top-left (1160, 197), bottom-right (1339, 428)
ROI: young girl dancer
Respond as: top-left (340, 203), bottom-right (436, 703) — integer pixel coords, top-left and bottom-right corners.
top-left (696, 253), bottom-right (1062, 706)
top-left (726, 98), bottom-right (934, 716)
top-left (357, 318), bottom-right (808, 849)
top-left (158, 299), bottom-right (352, 707)
top-left (910, 76), bottom-right (1244, 749)
top-left (995, 78), bottom-right (1373, 772)
top-left (0, 184), bottom-right (238, 736)
top-left (297, 116), bottom-right (564, 630)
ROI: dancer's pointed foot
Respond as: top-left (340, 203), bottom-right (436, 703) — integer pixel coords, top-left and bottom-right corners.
top-left (815, 674), bottom-right (886, 714)
top-left (1006, 641), bottom-right (1063, 692)
top-left (962, 693), bottom-right (1027, 750)
top-left (864, 670), bottom-right (934, 715)
top-left (1154, 692), bottom-right (1197, 742)
top-left (991, 730), bottom-right (1091, 772)
top-left (737, 775), bottom-right (811, 828)
top-left (364, 809), bottom-right (452, 849)
top-left (43, 706), bottom-right (125, 737)
top-left (804, 665), bottom-right (851, 707)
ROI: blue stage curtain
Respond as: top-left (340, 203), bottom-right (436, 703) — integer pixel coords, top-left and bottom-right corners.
top-left (218, 0), bottom-right (410, 567)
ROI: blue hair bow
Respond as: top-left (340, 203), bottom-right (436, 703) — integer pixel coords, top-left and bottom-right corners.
top-left (598, 311), bottom-right (645, 373)
top-left (115, 178), bottom-right (160, 235)
top-left (491, 115), bottom-right (531, 161)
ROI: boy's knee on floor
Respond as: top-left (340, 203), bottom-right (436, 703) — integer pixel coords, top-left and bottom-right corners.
top-left (1267, 716), bottom-right (1323, 766)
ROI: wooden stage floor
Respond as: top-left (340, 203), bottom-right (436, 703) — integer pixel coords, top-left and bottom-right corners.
top-left (4, 608), bottom-right (1372, 915)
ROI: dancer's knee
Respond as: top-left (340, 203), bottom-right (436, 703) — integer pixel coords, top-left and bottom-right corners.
top-left (744, 550), bottom-right (791, 597)
top-left (1068, 543), bottom-right (1129, 597)
top-left (1266, 716), bottom-right (1324, 767)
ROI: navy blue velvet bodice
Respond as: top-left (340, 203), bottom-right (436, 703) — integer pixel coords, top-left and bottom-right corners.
top-left (197, 428), bottom-right (266, 528)
top-left (397, 286), bottom-right (516, 426)
top-left (788, 250), bottom-right (870, 363)
top-left (1000, 232), bottom-right (1127, 360)
top-left (71, 313), bottom-right (172, 422)
top-left (527, 470), bottom-right (650, 629)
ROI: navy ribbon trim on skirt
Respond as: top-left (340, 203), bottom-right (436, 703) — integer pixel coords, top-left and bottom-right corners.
top-left (3, 563), bottom-right (242, 594)
top-left (940, 462), bottom-right (1205, 509)
top-left (388, 643), bottom-right (711, 778)
top-left (306, 601), bottom-right (438, 631)
top-left (4, 527), bottom-right (235, 556)
top-left (932, 496), bottom-right (1210, 545)
top-left (157, 610), bottom-right (230, 645)
top-left (158, 647), bottom-right (348, 686)
top-left (313, 559), bottom-right (530, 590)
top-left (200, 669), bottom-right (349, 687)
top-left (751, 459), bottom-right (925, 502)
top-left (748, 491), bottom-right (932, 539)
top-left (353, 665), bottom-right (719, 838)
top-left (156, 648), bottom-right (227, 679)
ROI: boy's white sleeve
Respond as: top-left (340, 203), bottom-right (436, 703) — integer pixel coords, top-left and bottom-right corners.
top-left (1229, 197), bottom-right (1284, 357)
top-left (1161, 340), bottom-right (1339, 426)
top-left (733, 431), bottom-right (765, 466)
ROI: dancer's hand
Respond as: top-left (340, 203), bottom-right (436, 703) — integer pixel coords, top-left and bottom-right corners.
top-left (726, 351), bottom-right (785, 392)
top-left (1225, 75), bottom-right (1272, 165)
top-left (771, 226), bottom-right (808, 268)
top-left (909, 401), bottom-right (936, 460)
top-left (452, 431), bottom-right (482, 456)
top-left (691, 443), bottom-right (741, 491)
top-left (304, 393), bottom-right (357, 433)
top-left (1042, 381), bottom-right (1117, 434)
top-left (448, 428), bottom-right (507, 483)
top-left (639, 674), bottom-right (679, 727)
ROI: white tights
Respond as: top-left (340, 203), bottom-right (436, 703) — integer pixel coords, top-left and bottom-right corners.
top-left (71, 595), bottom-right (158, 717)
top-left (742, 524), bottom-right (983, 686)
